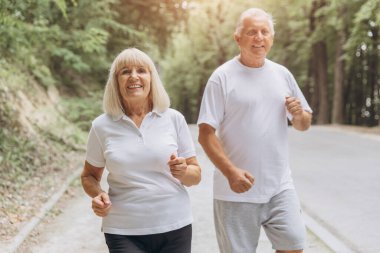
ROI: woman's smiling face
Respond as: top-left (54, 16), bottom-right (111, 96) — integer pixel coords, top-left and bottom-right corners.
top-left (117, 65), bottom-right (151, 103)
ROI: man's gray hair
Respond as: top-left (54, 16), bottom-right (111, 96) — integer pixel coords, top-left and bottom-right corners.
top-left (235, 8), bottom-right (275, 37)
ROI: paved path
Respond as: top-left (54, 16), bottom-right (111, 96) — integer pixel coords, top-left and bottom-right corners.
top-left (16, 125), bottom-right (343, 253)
top-left (289, 126), bottom-right (380, 253)
top-left (188, 125), bottom-right (331, 253)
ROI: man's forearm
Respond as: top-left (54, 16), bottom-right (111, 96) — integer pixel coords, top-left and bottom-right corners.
top-left (291, 111), bottom-right (312, 131)
top-left (198, 129), bottom-right (235, 177)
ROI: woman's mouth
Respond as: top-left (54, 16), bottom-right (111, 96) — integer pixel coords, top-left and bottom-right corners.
top-left (127, 84), bottom-right (143, 89)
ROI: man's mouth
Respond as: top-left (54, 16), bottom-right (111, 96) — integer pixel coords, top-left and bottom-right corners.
top-left (252, 45), bottom-right (264, 48)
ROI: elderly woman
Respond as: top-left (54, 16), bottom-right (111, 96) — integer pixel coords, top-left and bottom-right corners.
top-left (81, 48), bottom-right (201, 253)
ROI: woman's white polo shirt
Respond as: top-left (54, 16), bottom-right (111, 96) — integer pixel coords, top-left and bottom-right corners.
top-left (86, 108), bottom-right (195, 235)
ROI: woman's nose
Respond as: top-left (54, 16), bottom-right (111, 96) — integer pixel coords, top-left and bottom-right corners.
top-left (130, 69), bottom-right (138, 79)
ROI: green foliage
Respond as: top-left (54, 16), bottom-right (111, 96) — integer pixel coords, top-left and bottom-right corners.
top-left (161, 0), bottom-right (379, 125)
top-left (51, 47), bottom-right (90, 72)
top-left (53, 0), bottom-right (68, 19)
top-left (0, 128), bottom-right (38, 179)
top-left (162, 0), bottom-right (248, 122)
top-left (345, 0), bottom-right (380, 58)
top-left (264, 0), bottom-right (311, 84)
top-left (30, 57), bottom-right (56, 87)
top-left (60, 91), bottom-right (103, 131)
top-left (114, 0), bottom-right (191, 51)
top-left (0, 0), bottom-right (136, 93)
top-left (0, 128), bottom-right (56, 192)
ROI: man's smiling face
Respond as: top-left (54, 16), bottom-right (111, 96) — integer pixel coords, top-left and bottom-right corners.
top-left (234, 16), bottom-right (274, 60)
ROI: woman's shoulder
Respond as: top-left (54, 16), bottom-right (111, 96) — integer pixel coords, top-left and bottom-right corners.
top-left (161, 108), bottom-right (187, 125)
top-left (91, 113), bottom-right (114, 127)
top-left (162, 108), bottom-right (184, 118)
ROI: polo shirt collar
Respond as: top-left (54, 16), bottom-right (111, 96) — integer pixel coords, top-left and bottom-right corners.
top-left (151, 109), bottom-right (163, 117)
top-left (111, 109), bottom-right (163, 122)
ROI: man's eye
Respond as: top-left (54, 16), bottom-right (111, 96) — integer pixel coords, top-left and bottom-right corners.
top-left (246, 31), bottom-right (256, 36)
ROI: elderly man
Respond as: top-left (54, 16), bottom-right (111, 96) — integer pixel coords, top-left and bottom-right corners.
top-left (198, 8), bottom-right (312, 253)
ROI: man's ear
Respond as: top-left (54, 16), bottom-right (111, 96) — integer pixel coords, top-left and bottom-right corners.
top-left (233, 34), bottom-right (240, 44)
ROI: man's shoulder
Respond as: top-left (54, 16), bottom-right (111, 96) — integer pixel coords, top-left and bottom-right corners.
top-left (266, 59), bottom-right (290, 73)
top-left (209, 58), bottom-right (238, 81)
top-left (214, 58), bottom-right (237, 72)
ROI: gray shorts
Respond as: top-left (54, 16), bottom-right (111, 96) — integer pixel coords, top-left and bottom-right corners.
top-left (214, 189), bottom-right (306, 253)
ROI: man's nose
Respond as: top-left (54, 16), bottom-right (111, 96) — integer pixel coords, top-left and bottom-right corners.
top-left (254, 32), bottom-right (263, 40)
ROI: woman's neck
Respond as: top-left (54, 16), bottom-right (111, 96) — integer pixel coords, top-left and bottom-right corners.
top-left (123, 100), bottom-right (152, 127)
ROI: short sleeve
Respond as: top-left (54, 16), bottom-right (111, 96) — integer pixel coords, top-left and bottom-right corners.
top-left (197, 79), bottom-right (225, 130)
top-left (85, 125), bottom-right (105, 168)
top-left (175, 114), bottom-right (196, 159)
top-left (286, 71), bottom-right (313, 120)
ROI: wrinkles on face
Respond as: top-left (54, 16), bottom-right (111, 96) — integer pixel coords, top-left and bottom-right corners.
top-left (117, 65), bottom-right (151, 104)
top-left (235, 16), bottom-right (274, 64)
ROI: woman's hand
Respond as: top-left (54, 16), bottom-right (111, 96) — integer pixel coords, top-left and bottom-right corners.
top-left (168, 154), bottom-right (188, 180)
top-left (92, 192), bottom-right (112, 217)
top-left (167, 154), bottom-right (201, 186)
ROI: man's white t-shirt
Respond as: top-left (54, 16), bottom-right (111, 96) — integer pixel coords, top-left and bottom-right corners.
top-left (86, 108), bottom-right (195, 235)
top-left (198, 57), bottom-right (312, 203)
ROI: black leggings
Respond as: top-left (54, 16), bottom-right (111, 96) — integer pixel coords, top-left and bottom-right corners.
top-left (104, 224), bottom-right (192, 253)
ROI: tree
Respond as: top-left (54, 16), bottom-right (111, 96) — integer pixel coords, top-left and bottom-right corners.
top-left (345, 0), bottom-right (380, 126)
top-left (113, 0), bottom-right (191, 52)
top-left (162, 0), bottom-right (256, 122)
top-left (309, 0), bottom-right (329, 124)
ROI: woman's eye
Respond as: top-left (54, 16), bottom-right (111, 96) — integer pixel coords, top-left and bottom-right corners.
top-left (137, 68), bottom-right (147, 73)
top-left (121, 69), bottom-right (131, 75)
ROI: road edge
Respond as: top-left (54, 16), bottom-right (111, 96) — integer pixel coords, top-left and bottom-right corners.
top-left (303, 210), bottom-right (356, 253)
top-left (3, 167), bottom-right (82, 253)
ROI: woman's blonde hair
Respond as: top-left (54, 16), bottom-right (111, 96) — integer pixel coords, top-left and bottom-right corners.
top-left (103, 48), bottom-right (170, 117)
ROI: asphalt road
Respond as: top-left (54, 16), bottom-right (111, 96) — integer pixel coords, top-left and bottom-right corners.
top-left (16, 124), bottom-right (380, 253)
top-left (289, 126), bottom-right (380, 253)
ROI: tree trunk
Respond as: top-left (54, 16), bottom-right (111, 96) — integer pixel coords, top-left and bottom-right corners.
top-left (367, 27), bottom-right (378, 126)
top-left (304, 58), bottom-right (313, 107)
top-left (354, 56), bottom-right (365, 125)
top-left (344, 65), bottom-right (354, 124)
top-left (309, 0), bottom-right (329, 124)
top-left (314, 41), bottom-right (329, 124)
top-left (310, 53), bottom-right (319, 119)
top-left (332, 29), bottom-right (346, 124)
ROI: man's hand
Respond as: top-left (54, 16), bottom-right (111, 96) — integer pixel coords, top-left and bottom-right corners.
top-left (92, 192), bottom-right (112, 217)
top-left (226, 167), bottom-right (255, 193)
top-left (285, 96), bottom-right (312, 131)
top-left (285, 96), bottom-right (303, 118)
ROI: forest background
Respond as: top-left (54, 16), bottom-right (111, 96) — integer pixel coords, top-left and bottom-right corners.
top-left (0, 0), bottom-right (379, 242)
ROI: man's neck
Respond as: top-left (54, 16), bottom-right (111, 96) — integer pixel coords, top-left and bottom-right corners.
top-left (238, 54), bottom-right (265, 68)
